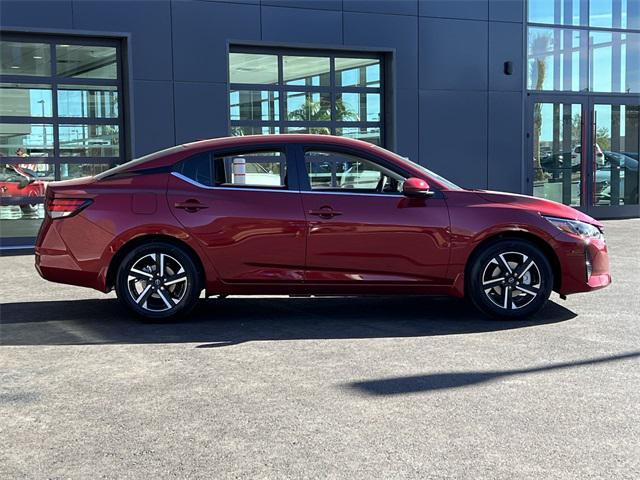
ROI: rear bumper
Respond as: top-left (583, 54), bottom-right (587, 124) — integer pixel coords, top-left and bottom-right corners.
top-left (557, 236), bottom-right (611, 295)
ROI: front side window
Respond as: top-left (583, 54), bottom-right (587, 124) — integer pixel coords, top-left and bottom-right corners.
top-left (304, 150), bottom-right (403, 193)
top-left (176, 150), bottom-right (287, 189)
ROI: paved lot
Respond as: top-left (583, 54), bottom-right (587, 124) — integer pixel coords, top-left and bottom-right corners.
top-left (1, 219), bottom-right (639, 479)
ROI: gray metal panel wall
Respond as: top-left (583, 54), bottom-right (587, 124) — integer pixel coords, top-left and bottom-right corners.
top-left (0, 0), bottom-right (527, 193)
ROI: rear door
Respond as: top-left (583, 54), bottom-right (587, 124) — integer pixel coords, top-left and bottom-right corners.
top-left (167, 144), bottom-right (306, 283)
top-left (298, 146), bottom-right (450, 285)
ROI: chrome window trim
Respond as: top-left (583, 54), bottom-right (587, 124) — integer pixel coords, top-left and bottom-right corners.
top-left (303, 190), bottom-right (403, 198)
top-left (171, 171), bottom-right (299, 194)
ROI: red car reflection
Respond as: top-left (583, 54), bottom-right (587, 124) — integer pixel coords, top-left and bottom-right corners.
top-left (0, 164), bottom-right (46, 215)
top-left (35, 135), bottom-right (610, 321)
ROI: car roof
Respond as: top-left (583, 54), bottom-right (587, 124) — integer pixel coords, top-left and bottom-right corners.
top-left (181, 134), bottom-right (382, 152)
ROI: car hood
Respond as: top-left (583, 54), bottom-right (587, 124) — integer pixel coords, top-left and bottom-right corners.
top-left (473, 190), bottom-right (603, 227)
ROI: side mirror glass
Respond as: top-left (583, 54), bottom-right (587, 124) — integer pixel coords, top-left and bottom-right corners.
top-left (402, 177), bottom-right (433, 198)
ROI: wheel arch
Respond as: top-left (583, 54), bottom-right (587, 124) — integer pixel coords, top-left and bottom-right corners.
top-left (464, 230), bottom-right (562, 292)
top-left (105, 234), bottom-right (207, 292)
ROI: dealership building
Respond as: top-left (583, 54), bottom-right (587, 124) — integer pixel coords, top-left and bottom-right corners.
top-left (0, 0), bottom-right (638, 250)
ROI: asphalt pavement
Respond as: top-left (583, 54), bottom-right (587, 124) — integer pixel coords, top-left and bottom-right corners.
top-left (1, 219), bottom-right (639, 479)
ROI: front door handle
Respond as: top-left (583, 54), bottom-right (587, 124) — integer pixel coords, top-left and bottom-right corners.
top-left (308, 207), bottom-right (342, 219)
top-left (174, 200), bottom-right (208, 212)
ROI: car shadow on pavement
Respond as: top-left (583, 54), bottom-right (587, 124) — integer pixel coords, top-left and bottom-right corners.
top-left (345, 351), bottom-right (640, 395)
top-left (0, 295), bottom-right (577, 347)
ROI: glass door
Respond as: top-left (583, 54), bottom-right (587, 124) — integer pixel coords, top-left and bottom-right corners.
top-left (529, 95), bottom-right (587, 208)
top-left (589, 98), bottom-right (640, 218)
top-left (528, 94), bottom-right (640, 219)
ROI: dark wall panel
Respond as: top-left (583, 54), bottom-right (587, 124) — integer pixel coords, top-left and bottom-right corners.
top-left (261, 0), bottom-right (341, 10)
top-left (132, 80), bottom-right (175, 156)
top-left (489, 20), bottom-right (523, 91)
top-left (343, 0), bottom-right (418, 16)
top-left (261, 6), bottom-right (342, 44)
top-left (419, 90), bottom-right (488, 188)
top-left (395, 88), bottom-right (420, 163)
top-left (419, 0), bottom-right (488, 21)
top-left (343, 12), bottom-right (418, 91)
top-left (488, 91), bottom-right (523, 192)
top-left (419, 17), bottom-right (488, 91)
top-left (174, 82), bottom-right (228, 144)
top-left (172, 0), bottom-right (260, 83)
top-left (72, 0), bottom-right (172, 81)
top-left (489, 0), bottom-right (525, 23)
top-left (0, 1), bottom-right (73, 29)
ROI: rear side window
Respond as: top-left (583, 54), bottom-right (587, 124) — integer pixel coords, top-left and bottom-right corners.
top-left (175, 150), bottom-right (287, 188)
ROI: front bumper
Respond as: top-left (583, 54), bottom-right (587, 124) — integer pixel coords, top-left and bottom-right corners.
top-left (556, 235), bottom-right (611, 295)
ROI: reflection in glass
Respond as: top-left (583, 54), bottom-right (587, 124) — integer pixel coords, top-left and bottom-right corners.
top-left (593, 104), bottom-right (639, 206)
top-left (229, 90), bottom-right (279, 121)
top-left (59, 163), bottom-right (112, 180)
top-left (590, 31), bottom-right (640, 93)
top-left (285, 92), bottom-right (331, 122)
top-left (528, 27), bottom-right (587, 91)
top-left (58, 85), bottom-right (119, 118)
top-left (532, 103), bottom-right (582, 206)
top-left (58, 125), bottom-right (119, 157)
top-left (0, 123), bottom-right (54, 157)
top-left (283, 56), bottom-right (330, 86)
top-left (590, 0), bottom-right (640, 29)
top-left (56, 45), bottom-right (117, 79)
top-left (214, 151), bottom-right (287, 187)
top-left (231, 126), bottom-right (280, 136)
top-left (336, 92), bottom-right (380, 121)
top-left (229, 53), bottom-right (278, 84)
top-left (335, 127), bottom-right (381, 145)
top-left (335, 58), bottom-right (380, 87)
top-left (0, 83), bottom-right (52, 117)
top-left (528, 0), bottom-right (585, 26)
top-left (284, 127), bottom-right (331, 134)
top-left (0, 41), bottom-right (51, 76)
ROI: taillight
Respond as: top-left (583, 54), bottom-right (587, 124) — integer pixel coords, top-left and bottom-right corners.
top-left (46, 198), bottom-right (93, 219)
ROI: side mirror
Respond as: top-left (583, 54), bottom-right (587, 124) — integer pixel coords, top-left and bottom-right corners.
top-left (402, 177), bottom-right (434, 198)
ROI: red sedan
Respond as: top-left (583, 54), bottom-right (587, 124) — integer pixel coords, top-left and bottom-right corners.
top-left (35, 135), bottom-right (610, 321)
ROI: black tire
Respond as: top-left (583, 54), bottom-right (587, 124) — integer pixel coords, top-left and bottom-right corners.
top-left (115, 241), bottom-right (201, 321)
top-left (467, 239), bottom-right (553, 320)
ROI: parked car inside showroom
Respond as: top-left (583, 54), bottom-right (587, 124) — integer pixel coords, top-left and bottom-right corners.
top-left (35, 135), bottom-right (610, 321)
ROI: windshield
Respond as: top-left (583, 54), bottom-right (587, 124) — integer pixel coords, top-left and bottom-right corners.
top-left (387, 151), bottom-right (462, 190)
top-left (95, 145), bottom-right (186, 180)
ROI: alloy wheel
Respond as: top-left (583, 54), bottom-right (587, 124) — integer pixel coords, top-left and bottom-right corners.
top-left (127, 253), bottom-right (188, 312)
top-left (481, 251), bottom-right (542, 311)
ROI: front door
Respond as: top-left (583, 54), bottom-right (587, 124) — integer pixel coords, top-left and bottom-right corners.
top-left (528, 94), bottom-right (640, 218)
top-left (168, 146), bottom-right (307, 283)
top-left (298, 147), bottom-right (450, 285)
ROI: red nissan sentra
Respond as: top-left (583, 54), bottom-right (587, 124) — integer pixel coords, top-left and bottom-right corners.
top-left (35, 135), bottom-right (610, 321)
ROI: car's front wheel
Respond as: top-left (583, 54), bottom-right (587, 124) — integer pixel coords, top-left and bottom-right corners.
top-left (467, 239), bottom-right (553, 319)
top-left (115, 242), bottom-right (201, 321)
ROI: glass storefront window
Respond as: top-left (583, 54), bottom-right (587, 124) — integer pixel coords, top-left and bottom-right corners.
top-left (337, 92), bottom-right (381, 121)
top-left (231, 126), bottom-right (280, 136)
top-left (335, 58), bottom-right (380, 87)
top-left (527, 27), bottom-right (588, 91)
top-left (58, 85), bottom-right (119, 118)
top-left (0, 83), bottom-right (52, 117)
top-left (0, 41), bottom-right (51, 76)
top-left (590, 31), bottom-right (640, 93)
top-left (0, 123), bottom-right (54, 157)
top-left (56, 45), bottom-right (117, 79)
top-left (229, 90), bottom-right (279, 121)
top-left (229, 53), bottom-right (278, 84)
top-left (59, 163), bottom-right (112, 180)
top-left (283, 56), bottom-right (330, 86)
top-left (590, 0), bottom-right (640, 29)
top-left (335, 127), bottom-right (382, 145)
top-left (58, 125), bottom-right (119, 157)
top-left (285, 92), bottom-right (332, 122)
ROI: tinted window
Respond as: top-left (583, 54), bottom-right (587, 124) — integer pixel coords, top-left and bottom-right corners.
top-left (175, 150), bottom-right (287, 188)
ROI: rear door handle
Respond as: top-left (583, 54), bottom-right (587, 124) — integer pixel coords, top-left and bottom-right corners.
top-left (174, 200), bottom-right (208, 212)
top-left (308, 207), bottom-right (342, 219)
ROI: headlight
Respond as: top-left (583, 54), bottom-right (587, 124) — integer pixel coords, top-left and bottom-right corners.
top-left (543, 216), bottom-right (604, 241)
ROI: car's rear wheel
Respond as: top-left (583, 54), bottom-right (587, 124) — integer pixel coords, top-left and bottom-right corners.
top-left (115, 242), bottom-right (201, 321)
top-left (467, 239), bottom-right (553, 319)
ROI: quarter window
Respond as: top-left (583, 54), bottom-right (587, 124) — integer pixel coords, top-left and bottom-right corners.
top-left (304, 150), bottom-right (403, 193)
